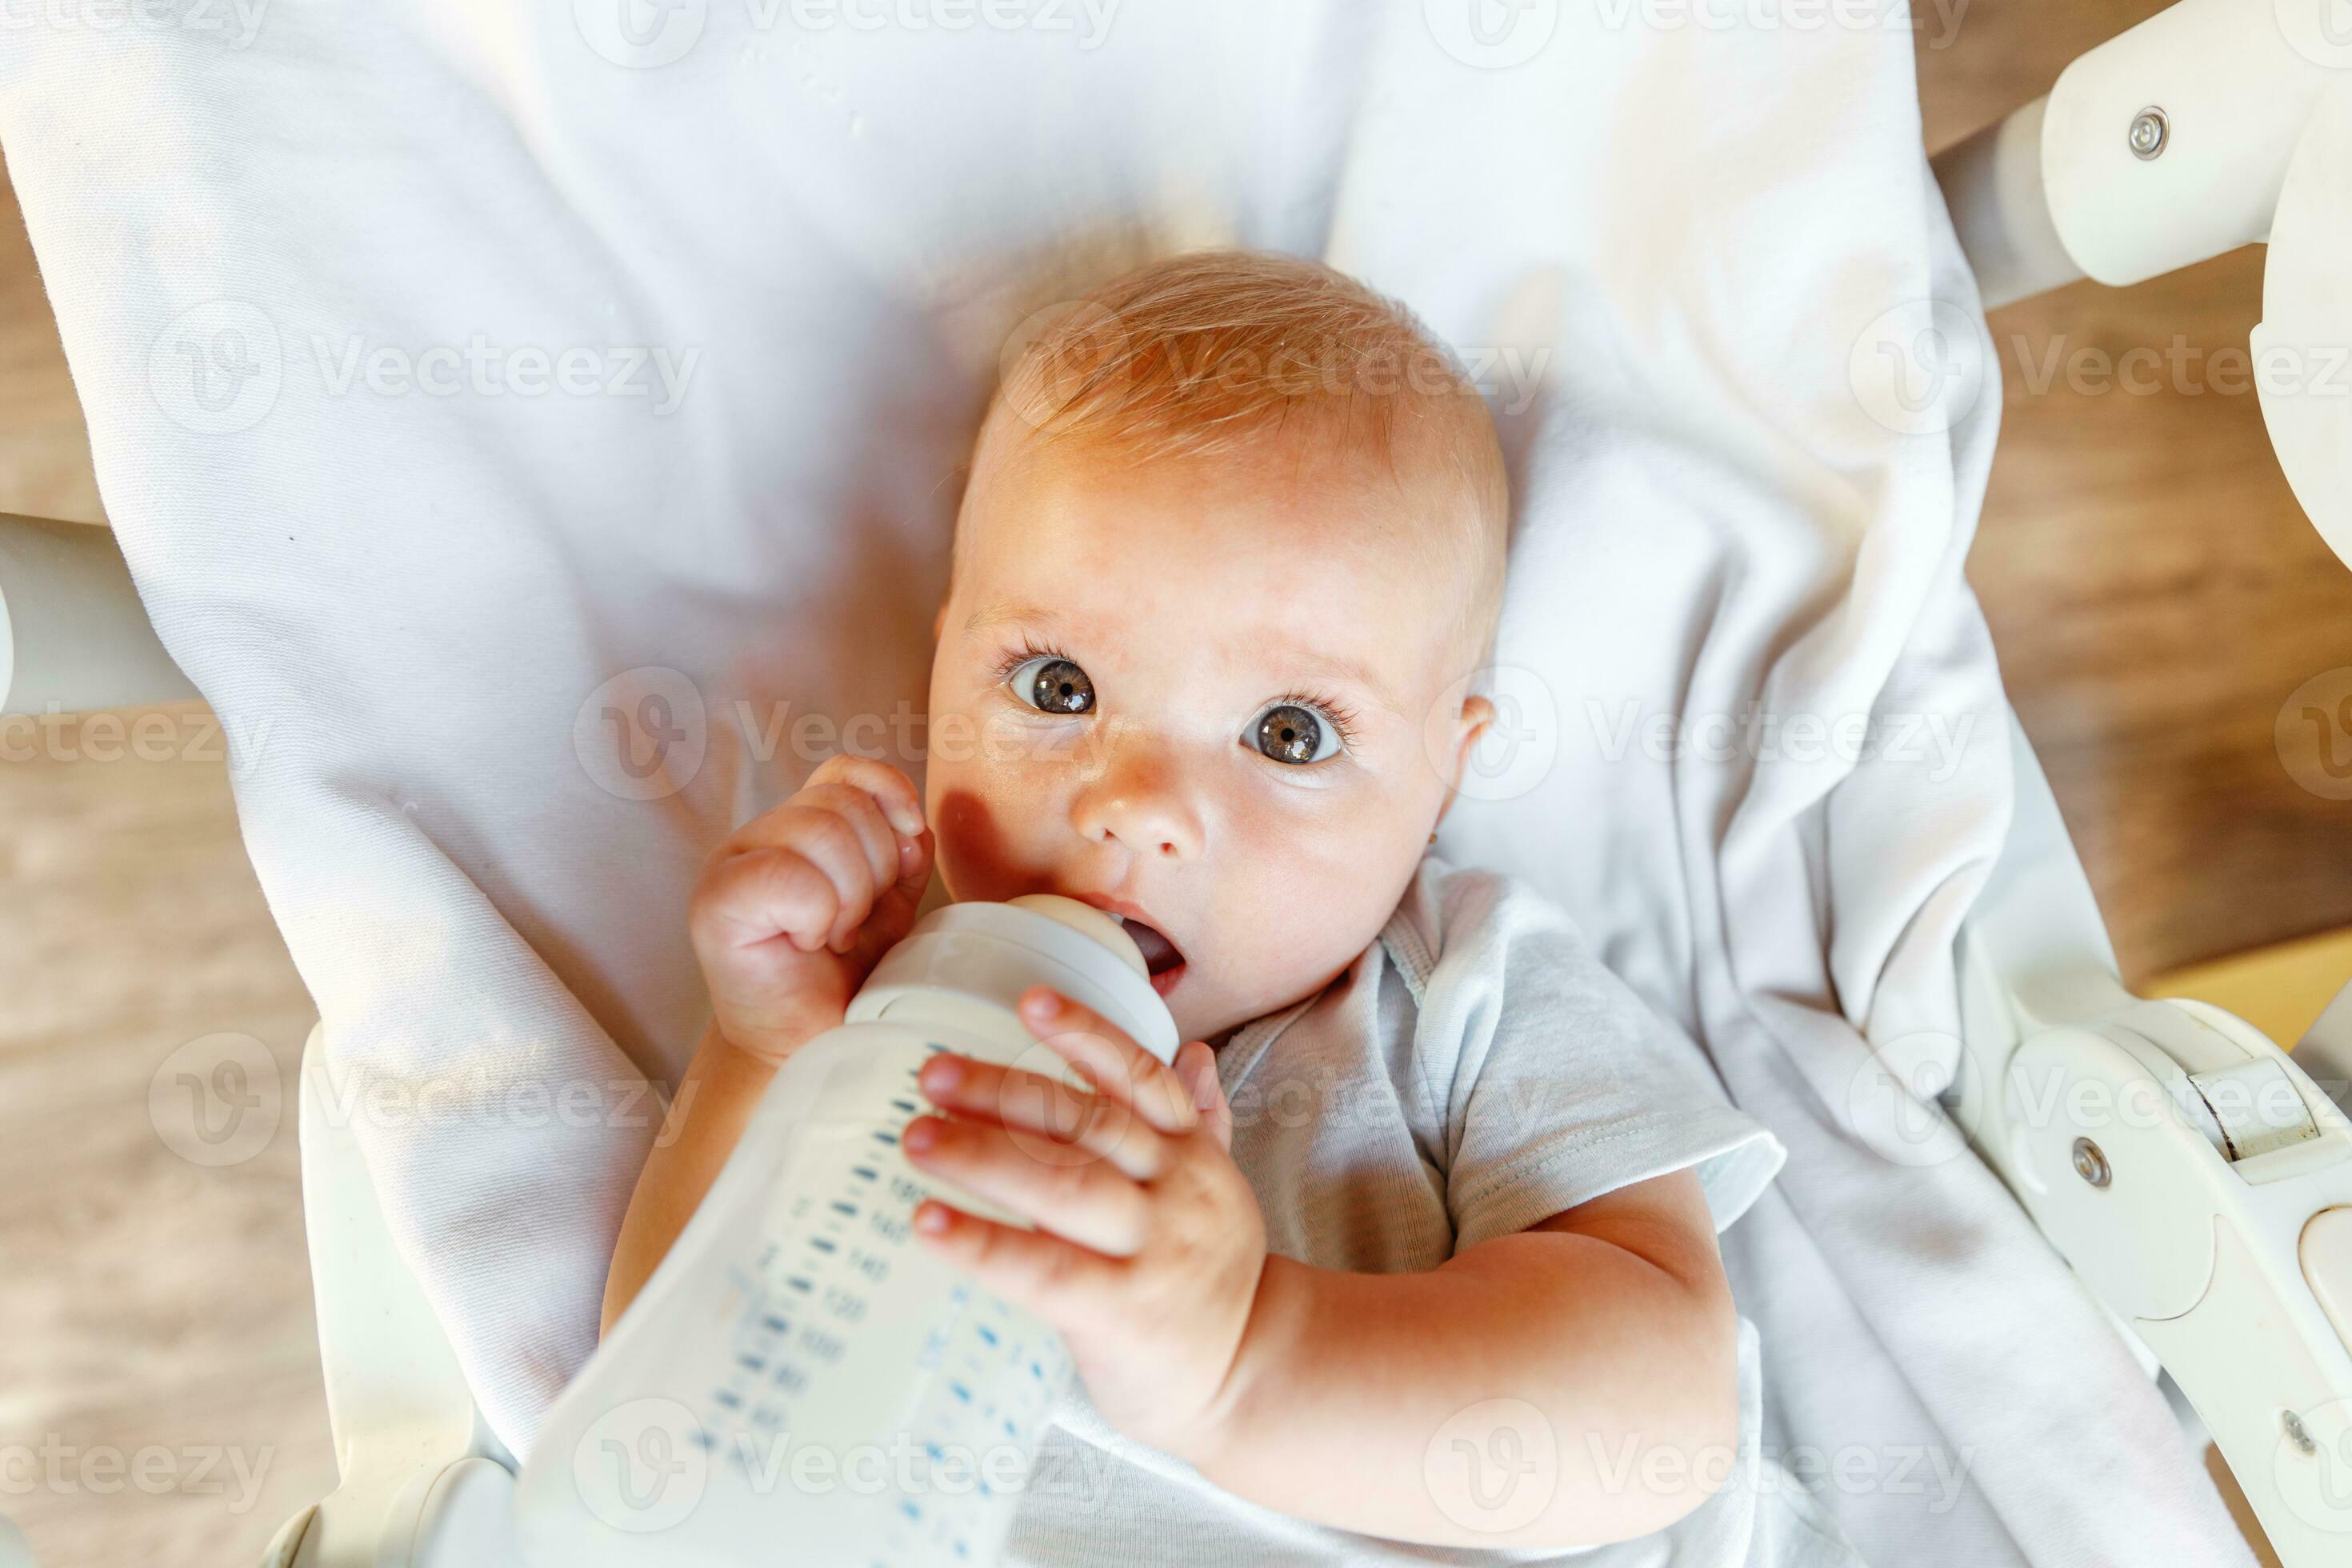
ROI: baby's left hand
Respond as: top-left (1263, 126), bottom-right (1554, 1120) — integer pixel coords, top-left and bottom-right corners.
top-left (903, 986), bottom-right (1266, 1466)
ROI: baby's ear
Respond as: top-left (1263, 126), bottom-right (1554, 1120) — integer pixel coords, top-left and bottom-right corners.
top-left (1446, 692), bottom-right (1496, 790)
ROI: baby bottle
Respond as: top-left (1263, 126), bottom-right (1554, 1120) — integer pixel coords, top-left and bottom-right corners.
top-left (515, 894), bottom-right (1178, 1568)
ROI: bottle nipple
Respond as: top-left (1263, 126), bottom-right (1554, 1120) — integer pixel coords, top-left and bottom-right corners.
top-left (1005, 894), bottom-right (1149, 979)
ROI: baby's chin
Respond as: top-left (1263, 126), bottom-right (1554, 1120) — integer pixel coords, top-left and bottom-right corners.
top-left (1168, 964), bottom-right (1330, 1053)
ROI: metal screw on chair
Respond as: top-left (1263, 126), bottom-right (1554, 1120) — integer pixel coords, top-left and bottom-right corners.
top-left (2129, 107), bottom-right (2168, 161)
top-left (2071, 1137), bottom-right (2112, 1188)
top-left (2284, 1410), bottom-right (2318, 1457)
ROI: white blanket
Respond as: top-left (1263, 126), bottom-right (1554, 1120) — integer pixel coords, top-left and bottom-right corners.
top-left (0, 2), bottom-right (2250, 1562)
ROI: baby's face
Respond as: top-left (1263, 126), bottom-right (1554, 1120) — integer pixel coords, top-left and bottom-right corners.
top-left (924, 430), bottom-right (1492, 1045)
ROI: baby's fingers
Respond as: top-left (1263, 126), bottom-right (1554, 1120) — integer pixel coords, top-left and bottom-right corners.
top-left (912, 1197), bottom-right (1126, 1322)
top-left (792, 783), bottom-right (907, 946)
top-left (805, 753), bottom-right (925, 838)
top-left (690, 843), bottom-right (842, 956)
top-left (715, 802), bottom-right (882, 948)
top-left (916, 1053), bottom-right (1172, 1182)
top-left (906, 1115), bottom-right (1147, 1255)
top-left (1018, 989), bottom-right (1197, 1135)
top-left (1173, 1042), bottom-right (1232, 1152)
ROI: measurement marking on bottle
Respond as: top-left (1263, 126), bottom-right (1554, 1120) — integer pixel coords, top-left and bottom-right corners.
top-left (661, 1033), bottom-right (1079, 1567)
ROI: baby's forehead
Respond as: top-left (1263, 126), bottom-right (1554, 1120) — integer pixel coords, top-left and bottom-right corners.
top-left (954, 432), bottom-right (1486, 699)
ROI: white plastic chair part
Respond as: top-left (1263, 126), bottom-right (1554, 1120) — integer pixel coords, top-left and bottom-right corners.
top-left (1957, 712), bottom-right (2352, 1565)
top-left (0, 511), bottom-right (197, 715)
top-left (285, 1025), bottom-right (525, 1568)
top-left (1935, 0), bottom-right (2348, 306)
top-left (2253, 74), bottom-right (2352, 580)
top-left (2298, 977), bottom-right (2352, 1098)
top-left (1930, 96), bottom-right (2083, 311)
top-left (2039, 0), bottom-right (2334, 289)
top-left (406, 1458), bottom-right (526, 1568)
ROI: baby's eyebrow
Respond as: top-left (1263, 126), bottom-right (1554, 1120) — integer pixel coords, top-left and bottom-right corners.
top-left (960, 596), bottom-right (1064, 641)
top-left (1271, 644), bottom-right (1404, 717)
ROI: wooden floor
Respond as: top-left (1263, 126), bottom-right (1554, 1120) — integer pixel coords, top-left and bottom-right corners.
top-left (2, 6), bottom-right (2345, 1560)
top-left (0, 169), bottom-right (336, 1565)
top-left (1923, 0), bottom-right (2352, 977)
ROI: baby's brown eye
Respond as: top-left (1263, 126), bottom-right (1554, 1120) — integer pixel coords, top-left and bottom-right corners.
top-left (1254, 704), bottom-right (1332, 765)
top-left (1016, 657), bottom-right (1094, 714)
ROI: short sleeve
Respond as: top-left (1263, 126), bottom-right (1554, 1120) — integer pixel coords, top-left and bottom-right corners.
top-left (1386, 866), bottom-right (1785, 1255)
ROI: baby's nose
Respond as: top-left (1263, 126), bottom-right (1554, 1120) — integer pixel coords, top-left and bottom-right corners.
top-left (1070, 748), bottom-right (1203, 860)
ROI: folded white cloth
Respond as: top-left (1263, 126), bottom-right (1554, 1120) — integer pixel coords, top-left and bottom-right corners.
top-left (0, 2), bottom-right (2251, 1562)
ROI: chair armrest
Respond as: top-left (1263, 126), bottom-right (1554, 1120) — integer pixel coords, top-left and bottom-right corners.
top-left (1955, 710), bottom-right (2352, 1567)
top-left (278, 1025), bottom-right (524, 1567)
top-left (0, 511), bottom-right (197, 715)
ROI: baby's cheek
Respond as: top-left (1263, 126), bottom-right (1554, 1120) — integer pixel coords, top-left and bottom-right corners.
top-left (1211, 808), bottom-right (1405, 999)
top-left (930, 785), bottom-right (1023, 903)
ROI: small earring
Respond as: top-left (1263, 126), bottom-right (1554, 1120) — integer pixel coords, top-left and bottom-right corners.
top-left (1427, 830), bottom-right (1438, 846)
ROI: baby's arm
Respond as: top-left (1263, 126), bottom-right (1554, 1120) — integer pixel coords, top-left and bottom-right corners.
top-left (602, 754), bottom-right (934, 1335)
top-left (1193, 1171), bottom-right (1739, 1547)
top-left (904, 990), bottom-right (1741, 1550)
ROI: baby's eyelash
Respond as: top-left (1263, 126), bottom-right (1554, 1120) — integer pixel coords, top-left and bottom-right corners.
top-left (1274, 690), bottom-right (1360, 750)
top-left (990, 635), bottom-right (1070, 686)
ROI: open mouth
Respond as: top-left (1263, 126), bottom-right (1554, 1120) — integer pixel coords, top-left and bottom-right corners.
top-left (1113, 915), bottom-right (1187, 997)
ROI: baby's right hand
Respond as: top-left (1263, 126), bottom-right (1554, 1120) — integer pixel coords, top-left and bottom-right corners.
top-left (689, 754), bottom-right (934, 1065)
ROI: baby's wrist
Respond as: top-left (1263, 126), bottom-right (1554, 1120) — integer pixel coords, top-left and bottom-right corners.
top-left (715, 1001), bottom-right (846, 1068)
top-left (1173, 1255), bottom-right (1314, 1478)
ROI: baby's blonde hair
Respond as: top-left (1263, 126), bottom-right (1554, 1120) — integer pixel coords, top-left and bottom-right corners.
top-left (974, 249), bottom-right (1510, 665)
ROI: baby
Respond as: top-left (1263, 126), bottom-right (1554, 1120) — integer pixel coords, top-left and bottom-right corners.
top-left (604, 252), bottom-right (1821, 1562)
